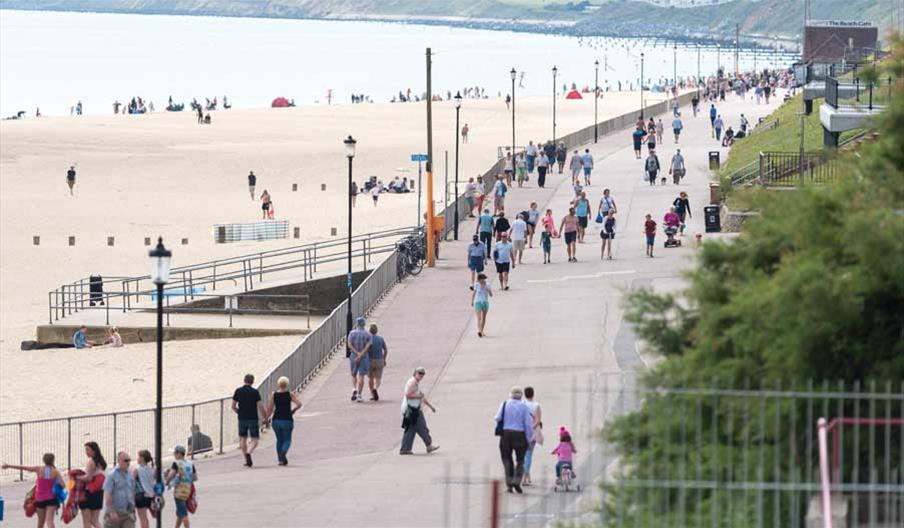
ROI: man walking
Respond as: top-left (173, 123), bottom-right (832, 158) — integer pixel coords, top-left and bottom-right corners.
top-left (400, 367), bottom-right (439, 455)
top-left (671, 114), bottom-right (683, 143)
top-left (467, 234), bottom-right (487, 287)
top-left (713, 115), bottom-right (724, 143)
top-left (347, 317), bottom-right (372, 403)
top-left (66, 165), bottom-right (77, 196)
top-left (493, 233), bottom-right (513, 290)
top-left (247, 171), bottom-right (257, 200)
top-left (494, 386), bottom-right (534, 494)
top-left (103, 451), bottom-right (136, 528)
top-left (709, 104), bottom-right (717, 131)
top-left (573, 191), bottom-right (591, 242)
top-left (476, 208), bottom-right (494, 259)
top-left (581, 148), bottom-right (594, 186)
top-left (509, 213), bottom-right (528, 266)
top-left (366, 324), bottom-right (388, 401)
top-left (669, 149), bottom-right (686, 185)
top-left (645, 151), bottom-right (661, 186)
top-left (232, 373), bottom-right (268, 467)
top-left (568, 149), bottom-right (582, 185)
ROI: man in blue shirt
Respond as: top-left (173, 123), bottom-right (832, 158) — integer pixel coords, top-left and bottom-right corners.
top-left (476, 208), bottom-right (494, 260)
top-left (467, 234), bottom-right (487, 288)
top-left (347, 317), bottom-right (372, 403)
top-left (366, 324), bottom-right (388, 401)
top-left (573, 191), bottom-right (591, 243)
top-left (494, 386), bottom-right (534, 493)
top-left (73, 325), bottom-right (92, 349)
top-left (493, 233), bottom-right (513, 291)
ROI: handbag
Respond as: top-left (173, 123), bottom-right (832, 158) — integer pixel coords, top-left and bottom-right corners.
top-left (494, 401), bottom-right (506, 436)
top-left (595, 212), bottom-right (604, 224)
top-left (174, 483), bottom-right (191, 501)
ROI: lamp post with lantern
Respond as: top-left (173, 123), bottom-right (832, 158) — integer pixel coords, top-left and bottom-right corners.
top-left (343, 135), bottom-right (356, 358)
top-left (453, 92), bottom-right (462, 240)
top-left (148, 237), bottom-right (171, 528)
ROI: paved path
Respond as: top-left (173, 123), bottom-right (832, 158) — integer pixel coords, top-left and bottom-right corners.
top-left (0, 91), bottom-right (782, 527)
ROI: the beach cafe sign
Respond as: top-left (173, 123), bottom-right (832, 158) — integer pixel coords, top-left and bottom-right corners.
top-left (807, 20), bottom-right (875, 29)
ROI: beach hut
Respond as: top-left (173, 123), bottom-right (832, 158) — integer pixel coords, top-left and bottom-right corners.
top-left (565, 90), bottom-right (583, 100)
top-left (271, 97), bottom-right (291, 108)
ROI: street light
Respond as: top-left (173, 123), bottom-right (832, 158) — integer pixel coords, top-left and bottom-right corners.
top-left (510, 68), bottom-right (516, 158)
top-left (453, 91), bottom-right (462, 240)
top-left (594, 60), bottom-right (599, 143)
top-left (552, 65), bottom-right (558, 143)
top-left (673, 43), bottom-right (678, 87)
top-left (343, 135), bottom-right (356, 360)
top-left (148, 237), bottom-right (171, 528)
top-left (639, 53), bottom-right (645, 119)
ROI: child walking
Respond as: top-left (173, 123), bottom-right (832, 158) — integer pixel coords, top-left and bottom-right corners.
top-left (540, 229), bottom-right (552, 264)
top-left (551, 426), bottom-right (577, 484)
top-left (471, 273), bottom-right (493, 337)
top-left (644, 214), bottom-right (657, 257)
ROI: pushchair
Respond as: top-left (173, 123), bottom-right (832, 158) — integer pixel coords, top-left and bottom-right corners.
top-left (664, 224), bottom-right (682, 248)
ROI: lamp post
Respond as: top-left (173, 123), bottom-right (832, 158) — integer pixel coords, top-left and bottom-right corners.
top-left (697, 44), bottom-right (701, 88)
top-left (343, 135), bottom-right (356, 358)
top-left (639, 53), bottom-right (645, 118)
top-left (717, 44), bottom-right (721, 77)
top-left (552, 65), bottom-right (558, 143)
top-left (510, 68), bottom-right (516, 158)
top-left (673, 43), bottom-right (678, 86)
top-left (453, 91), bottom-right (462, 240)
top-left (594, 60), bottom-right (599, 143)
top-left (148, 237), bottom-right (171, 528)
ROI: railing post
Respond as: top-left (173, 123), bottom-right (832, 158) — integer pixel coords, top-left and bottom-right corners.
top-left (18, 422), bottom-right (24, 481)
top-left (219, 399), bottom-right (225, 454)
top-left (188, 270), bottom-right (194, 300)
top-left (67, 417), bottom-right (72, 470)
top-left (868, 82), bottom-right (873, 111)
top-left (113, 413), bottom-right (117, 455)
top-left (106, 292), bottom-right (110, 325)
top-left (190, 404), bottom-right (196, 460)
top-left (49, 292), bottom-right (53, 325)
top-left (121, 282), bottom-right (127, 313)
top-left (259, 254), bottom-right (263, 283)
top-left (182, 271), bottom-right (188, 303)
top-left (79, 279), bottom-right (84, 311)
top-left (166, 294), bottom-right (171, 327)
top-left (362, 240), bottom-right (367, 271)
top-left (213, 263), bottom-right (217, 291)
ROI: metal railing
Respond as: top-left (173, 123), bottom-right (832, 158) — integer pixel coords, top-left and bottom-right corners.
top-left (157, 292), bottom-right (311, 329)
top-left (749, 117), bottom-right (779, 135)
top-left (48, 226), bottom-right (416, 325)
top-left (759, 150), bottom-right (839, 186)
top-left (727, 160), bottom-right (761, 187)
top-left (826, 76), bottom-right (896, 111)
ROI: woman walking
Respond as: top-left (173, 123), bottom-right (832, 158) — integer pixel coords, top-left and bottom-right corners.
top-left (521, 387), bottom-right (543, 486)
top-left (555, 142), bottom-right (567, 174)
top-left (260, 190), bottom-right (273, 219)
top-left (600, 210), bottom-right (616, 260)
top-left (471, 273), bottom-right (493, 337)
top-left (645, 152), bottom-right (660, 186)
top-left (558, 207), bottom-right (580, 262)
top-left (77, 442), bottom-right (107, 528)
top-left (503, 152), bottom-right (514, 187)
top-left (132, 450), bottom-right (155, 528)
top-left (2, 453), bottom-right (66, 528)
top-left (165, 445), bottom-right (197, 528)
top-left (536, 149), bottom-right (549, 188)
top-left (526, 202), bottom-right (540, 248)
top-left (672, 191), bottom-right (691, 235)
top-left (265, 376), bottom-right (303, 466)
top-left (515, 152), bottom-right (528, 187)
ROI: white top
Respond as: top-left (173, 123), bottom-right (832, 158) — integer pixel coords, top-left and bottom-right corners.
top-left (510, 219), bottom-right (528, 241)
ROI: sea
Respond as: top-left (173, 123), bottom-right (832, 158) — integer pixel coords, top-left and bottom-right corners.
top-left (0, 9), bottom-right (793, 116)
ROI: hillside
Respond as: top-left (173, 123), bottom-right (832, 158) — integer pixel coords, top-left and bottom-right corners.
top-left (0, 0), bottom-right (897, 42)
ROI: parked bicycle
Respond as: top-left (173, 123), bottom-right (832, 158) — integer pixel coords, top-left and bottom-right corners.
top-left (396, 231), bottom-right (426, 279)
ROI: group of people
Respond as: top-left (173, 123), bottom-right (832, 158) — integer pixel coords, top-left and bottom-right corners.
top-left (112, 98), bottom-right (151, 115)
top-left (630, 116), bottom-right (688, 186)
top-left (246, 171), bottom-right (275, 219)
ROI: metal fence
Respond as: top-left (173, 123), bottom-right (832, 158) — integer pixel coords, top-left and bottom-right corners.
top-left (759, 150), bottom-right (840, 186)
top-left (213, 219), bottom-right (289, 243)
top-left (826, 76), bottom-right (896, 111)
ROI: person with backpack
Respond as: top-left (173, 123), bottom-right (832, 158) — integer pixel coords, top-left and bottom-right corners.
top-left (600, 210), bottom-right (616, 260)
top-left (645, 152), bottom-right (661, 186)
top-left (165, 445), bottom-right (197, 528)
top-left (492, 176), bottom-right (507, 214)
top-left (2, 453), bottom-right (66, 528)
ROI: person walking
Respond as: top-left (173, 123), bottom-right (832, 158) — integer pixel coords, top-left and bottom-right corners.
top-left (536, 148), bottom-right (549, 188)
top-left (131, 451), bottom-right (154, 528)
top-left (713, 115), bottom-right (724, 143)
top-left (645, 151), bottom-right (661, 186)
top-left (493, 212), bottom-right (510, 243)
top-left (231, 374), bottom-right (267, 467)
top-left (525, 141), bottom-right (537, 173)
top-left (77, 441), bottom-right (108, 528)
top-left (400, 367), bottom-right (439, 454)
top-left (521, 387), bottom-right (543, 487)
top-left (102, 451), bottom-right (136, 528)
top-left (526, 202), bottom-right (540, 248)
top-left (347, 317), bottom-right (372, 403)
top-left (598, 188), bottom-right (617, 221)
top-left (672, 191), bottom-right (692, 235)
top-left (555, 142), bottom-right (567, 174)
top-left (600, 210), bottom-right (616, 260)
top-left (247, 171), bottom-right (256, 200)
top-left (472, 272), bottom-right (493, 336)
top-left (264, 376), bottom-right (302, 465)
top-left (476, 208), bottom-right (494, 260)
top-left (502, 153), bottom-right (514, 188)
top-left (1, 453), bottom-right (66, 528)
top-left (260, 190), bottom-right (272, 219)
top-left (644, 214), bottom-right (657, 258)
top-left (655, 119), bottom-right (664, 144)
top-left (568, 150), bottom-right (582, 185)
top-left (709, 103), bottom-right (717, 130)
top-left (632, 126), bottom-right (646, 159)
top-left (671, 114), bottom-right (683, 143)
top-left (558, 207), bottom-right (579, 262)
top-left (492, 176), bottom-right (507, 214)
top-left (515, 151), bottom-right (528, 187)
top-left (467, 234), bottom-right (487, 287)
top-left (464, 177), bottom-right (477, 217)
top-left (67, 165), bottom-right (77, 196)
top-left (509, 213), bottom-right (528, 266)
top-left (493, 386), bottom-right (534, 494)
top-left (493, 233), bottom-right (513, 290)
top-left (366, 324), bottom-right (388, 400)
top-left (573, 191), bottom-right (591, 243)
top-left (461, 123), bottom-right (469, 143)
top-left (669, 149), bottom-right (686, 185)
top-left (581, 149), bottom-right (594, 186)
top-left (164, 446), bottom-right (196, 528)
top-left (691, 93), bottom-right (699, 116)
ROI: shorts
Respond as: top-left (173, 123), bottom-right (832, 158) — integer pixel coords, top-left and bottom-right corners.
top-left (583, 167), bottom-right (592, 176)
top-left (238, 419), bottom-right (260, 439)
top-left (135, 494), bottom-right (153, 509)
top-left (35, 499), bottom-right (59, 509)
top-left (79, 490), bottom-right (103, 510)
top-left (495, 262), bottom-right (510, 274)
top-left (368, 358), bottom-right (385, 379)
top-left (578, 216), bottom-right (588, 228)
top-left (673, 128), bottom-right (681, 136)
top-left (564, 231), bottom-right (577, 244)
top-left (474, 301), bottom-right (489, 312)
top-left (645, 235), bottom-right (656, 246)
top-left (512, 239), bottom-right (526, 251)
top-left (262, 202), bottom-right (270, 211)
top-left (601, 231), bottom-right (614, 240)
top-left (175, 499), bottom-right (188, 518)
top-left (466, 196), bottom-right (475, 207)
top-left (468, 256), bottom-right (484, 272)
top-left (349, 355), bottom-right (370, 377)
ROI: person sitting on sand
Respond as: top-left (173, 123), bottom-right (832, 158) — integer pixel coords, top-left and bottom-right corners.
top-left (105, 327), bottom-right (123, 347)
top-left (73, 325), bottom-right (93, 349)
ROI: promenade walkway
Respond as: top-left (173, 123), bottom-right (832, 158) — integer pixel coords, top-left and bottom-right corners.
top-left (1, 91), bottom-right (781, 527)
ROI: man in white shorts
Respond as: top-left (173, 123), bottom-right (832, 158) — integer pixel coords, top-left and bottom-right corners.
top-left (509, 213), bottom-right (528, 266)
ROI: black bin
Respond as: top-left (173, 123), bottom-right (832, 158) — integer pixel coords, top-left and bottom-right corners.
top-left (216, 226), bottom-right (227, 244)
top-left (708, 151), bottom-right (720, 170)
top-left (704, 206), bottom-right (721, 233)
top-left (89, 274), bottom-right (104, 306)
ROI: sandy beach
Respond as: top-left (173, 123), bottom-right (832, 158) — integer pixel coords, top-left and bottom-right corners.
top-left (0, 91), bottom-right (671, 421)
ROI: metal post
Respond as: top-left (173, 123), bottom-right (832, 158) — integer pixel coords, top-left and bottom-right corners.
top-left (799, 112), bottom-right (806, 186)
top-left (190, 404), bottom-right (196, 460)
top-left (155, 281), bottom-right (163, 528)
top-left (453, 100), bottom-right (461, 240)
top-left (443, 150), bottom-right (448, 217)
top-left (417, 160), bottom-right (423, 228)
top-left (552, 66), bottom-right (558, 142)
top-left (818, 417), bottom-right (834, 528)
top-left (640, 53), bottom-right (645, 118)
top-left (218, 399), bottom-right (225, 454)
top-left (426, 50), bottom-right (436, 267)
top-left (18, 422), bottom-right (23, 481)
top-left (67, 417), bottom-right (71, 469)
top-left (511, 68), bottom-right (516, 160)
top-left (594, 60), bottom-right (599, 143)
top-left (113, 413), bottom-right (117, 455)
top-left (346, 152), bottom-right (354, 357)
top-left (673, 43), bottom-right (677, 86)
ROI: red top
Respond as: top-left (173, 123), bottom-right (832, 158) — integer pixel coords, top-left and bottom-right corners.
top-left (644, 219), bottom-right (657, 236)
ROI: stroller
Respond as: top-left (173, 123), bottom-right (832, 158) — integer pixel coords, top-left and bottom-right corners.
top-left (664, 224), bottom-right (682, 248)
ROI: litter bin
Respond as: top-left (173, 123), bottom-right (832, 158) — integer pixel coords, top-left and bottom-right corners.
top-left (704, 205), bottom-right (721, 233)
top-left (708, 151), bottom-right (720, 170)
top-left (89, 274), bottom-right (104, 306)
top-left (709, 183), bottom-right (721, 205)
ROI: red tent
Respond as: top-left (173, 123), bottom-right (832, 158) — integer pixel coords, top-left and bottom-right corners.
top-left (271, 97), bottom-right (290, 108)
top-left (565, 90), bottom-right (583, 100)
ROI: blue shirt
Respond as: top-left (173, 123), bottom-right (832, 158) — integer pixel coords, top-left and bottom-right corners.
top-left (494, 241), bottom-right (513, 263)
top-left (494, 399), bottom-right (533, 442)
top-left (478, 214), bottom-right (494, 233)
top-left (710, 107), bottom-right (717, 118)
top-left (467, 242), bottom-right (487, 259)
top-left (73, 330), bottom-right (88, 349)
top-left (347, 328), bottom-right (372, 355)
top-left (368, 335), bottom-right (386, 360)
top-left (575, 199), bottom-right (590, 217)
